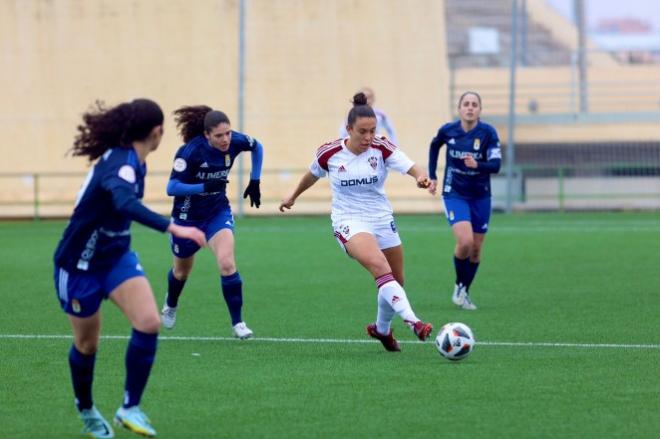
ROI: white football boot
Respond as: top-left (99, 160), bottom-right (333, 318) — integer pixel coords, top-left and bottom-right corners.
top-left (232, 322), bottom-right (254, 339)
top-left (452, 284), bottom-right (477, 310)
top-left (161, 301), bottom-right (177, 330)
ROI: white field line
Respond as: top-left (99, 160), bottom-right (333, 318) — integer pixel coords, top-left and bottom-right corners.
top-left (1, 334), bottom-right (659, 349)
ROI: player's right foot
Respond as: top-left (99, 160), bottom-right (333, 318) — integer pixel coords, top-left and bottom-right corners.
top-left (412, 320), bottom-right (433, 341)
top-left (460, 293), bottom-right (477, 310)
top-left (232, 321), bottom-right (254, 339)
top-left (114, 406), bottom-right (156, 437)
top-left (366, 323), bottom-right (401, 352)
top-left (80, 406), bottom-right (114, 439)
top-left (161, 302), bottom-right (177, 329)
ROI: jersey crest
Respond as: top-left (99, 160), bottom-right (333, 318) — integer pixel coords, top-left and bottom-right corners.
top-left (368, 156), bottom-right (378, 170)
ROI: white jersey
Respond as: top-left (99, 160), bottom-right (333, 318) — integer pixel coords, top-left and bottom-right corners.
top-left (309, 136), bottom-right (414, 226)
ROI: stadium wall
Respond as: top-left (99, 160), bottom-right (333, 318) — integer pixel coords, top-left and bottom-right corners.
top-left (0, 0), bottom-right (449, 217)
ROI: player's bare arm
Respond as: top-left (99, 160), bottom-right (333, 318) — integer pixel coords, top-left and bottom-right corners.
top-left (279, 171), bottom-right (320, 211)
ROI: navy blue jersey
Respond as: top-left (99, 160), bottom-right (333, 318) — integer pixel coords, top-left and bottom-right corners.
top-left (428, 120), bottom-right (502, 199)
top-left (54, 147), bottom-right (170, 272)
top-left (169, 131), bottom-right (258, 221)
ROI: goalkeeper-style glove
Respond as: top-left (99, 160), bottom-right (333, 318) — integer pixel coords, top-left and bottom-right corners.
top-left (203, 179), bottom-right (227, 193)
top-left (243, 179), bottom-right (261, 208)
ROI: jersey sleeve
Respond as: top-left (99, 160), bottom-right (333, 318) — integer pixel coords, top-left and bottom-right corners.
top-left (101, 152), bottom-right (170, 232)
top-left (486, 126), bottom-right (502, 161)
top-left (428, 125), bottom-right (448, 180)
top-left (386, 148), bottom-right (415, 174)
top-left (309, 157), bottom-right (327, 178)
top-left (233, 131), bottom-right (259, 152)
top-left (169, 145), bottom-right (196, 183)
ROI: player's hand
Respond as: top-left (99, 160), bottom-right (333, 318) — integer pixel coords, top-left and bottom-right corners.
top-left (464, 155), bottom-right (478, 169)
top-left (203, 179), bottom-right (227, 193)
top-left (416, 175), bottom-right (431, 189)
top-left (243, 179), bottom-right (261, 208)
top-left (279, 195), bottom-right (295, 212)
top-left (167, 224), bottom-right (206, 248)
top-left (428, 179), bottom-right (438, 196)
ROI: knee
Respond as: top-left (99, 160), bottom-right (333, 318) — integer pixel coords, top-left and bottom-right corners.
top-left (456, 239), bottom-right (473, 256)
top-left (218, 256), bottom-right (236, 276)
top-left (367, 256), bottom-right (391, 277)
top-left (74, 337), bottom-right (99, 355)
top-left (134, 313), bottom-right (161, 334)
top-left (173, 266), bottom-right (191, 280)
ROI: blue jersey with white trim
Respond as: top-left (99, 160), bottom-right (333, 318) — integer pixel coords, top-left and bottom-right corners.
top-left (169, 131), bottom-right (258, 221)
top-left (54, 147), bottom-right (168, 272)
top-left (428, 120), bottom-right (502, 199)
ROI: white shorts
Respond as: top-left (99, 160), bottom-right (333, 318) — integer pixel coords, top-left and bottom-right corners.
top-left (333, 219), bottom-right (401, 253)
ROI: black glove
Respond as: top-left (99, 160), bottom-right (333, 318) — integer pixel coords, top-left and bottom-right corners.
top-left (243, 179), bottom-right (261, 208)
top-left (203, 179), bottom-right (227, 193)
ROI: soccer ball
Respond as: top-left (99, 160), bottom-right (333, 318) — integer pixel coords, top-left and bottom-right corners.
top-left (435, 322), bottom-right (475, 361)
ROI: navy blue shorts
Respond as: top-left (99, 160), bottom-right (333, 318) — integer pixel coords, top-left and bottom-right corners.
top-left (54, 251), bottom-right (145, 317)
top-left (442, 197), bottom-right (492, 234)
top-left (170, 208), bottom-right (234, 258)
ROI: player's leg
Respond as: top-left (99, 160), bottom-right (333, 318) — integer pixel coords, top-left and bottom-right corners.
top-left (208, 212), bottom-right (253, 339)
top-left (55, 265), bottom-right (114, 439)
top-left (345, 233), bottom-right (429, 346)
top-left (461, 197), bottom-right (492, 306)
top-left (162, 226), bottom-right (201, 329)
top-left (107, 253), bottom-right (159, 437)
top-left (444, 197), bottom-right (474, 306)
top-left (68, 313), bottom-right (115, 439)
top-left (380, 224), bottom-right (433, 341)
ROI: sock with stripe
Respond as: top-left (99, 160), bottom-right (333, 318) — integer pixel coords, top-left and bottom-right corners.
top-left (375, 273), bottom-right (419, 334)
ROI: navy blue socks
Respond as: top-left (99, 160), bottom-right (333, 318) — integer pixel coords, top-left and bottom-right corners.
top-left (166, 269), bottom-right (187, 308)
top-left (221, 272), bottom-right (243, 325)
top-left (69, 345), bottom-right (95, 411)
top-left (123, 329), bottom-right (158, 408)
top-left (465, 261), bottom-right (480, 290)
top-left (453, 256), bottom-right (470, 287)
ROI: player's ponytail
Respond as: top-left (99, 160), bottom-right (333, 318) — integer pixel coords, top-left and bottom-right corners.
top-left (347, 92), bottom-right (376, 128)
top-left (174, 105), bottom-right (231, 143)
top-left (71, 98), bottom-right (163, 161)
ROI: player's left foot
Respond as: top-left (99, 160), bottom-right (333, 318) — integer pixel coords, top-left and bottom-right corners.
top-left (411, 320), bottom-right (433, 341)
top-left (80, 406), bottom-right (114, 439)
top-left (161, 302), bottom-right (177, 330)
top-left (232, 321), bottom-right (254, 340)
top-left (451, 283), bottom-right (464, 306)
top-left (366, 323), bottom-right (401, 352)
top-left (114, 406), bottom-right (156, 437)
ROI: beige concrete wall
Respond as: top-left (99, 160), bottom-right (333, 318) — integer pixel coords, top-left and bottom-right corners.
top-left (453, 65), bottom-right (660, 143)
top-left (0, 0), bottom-right (449, 216)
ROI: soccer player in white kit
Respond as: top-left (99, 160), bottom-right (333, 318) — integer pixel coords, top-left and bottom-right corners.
top-left (279, 92), bottom-right (433, 352)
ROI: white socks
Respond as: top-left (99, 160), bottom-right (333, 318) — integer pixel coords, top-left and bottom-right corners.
top-left (375, 273), bottom-right (419, 334)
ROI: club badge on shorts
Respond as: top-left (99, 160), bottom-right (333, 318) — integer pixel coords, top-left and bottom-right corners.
top-left (342, 225), bottom-right (350, 236)
top-left (72, 299), bottom-right (81, 314)
top-left (473, 138), bottom-right (481, 150)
